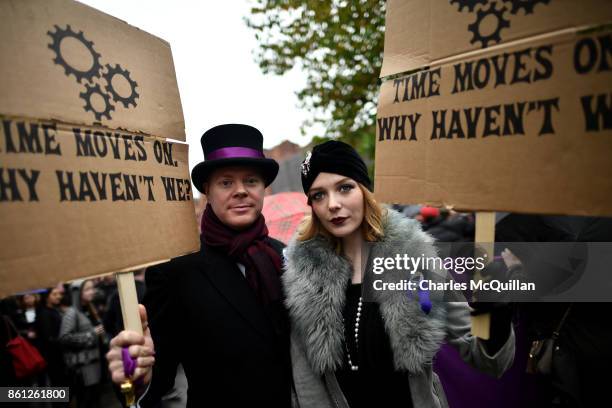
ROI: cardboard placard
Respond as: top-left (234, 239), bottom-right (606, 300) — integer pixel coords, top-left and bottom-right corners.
top-left (375, 0), bottom-right (612, 216)
top-left (0, 0), bottom-right (185, 140)
top-left (0, 0), bottom-right (199, 297)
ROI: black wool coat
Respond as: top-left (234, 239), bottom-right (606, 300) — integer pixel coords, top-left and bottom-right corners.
top-left (140, 237), bottom-right (292, 408)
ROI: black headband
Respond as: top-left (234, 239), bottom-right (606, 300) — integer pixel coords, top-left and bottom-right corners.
top-left (300, 140), bottom-right (372, 194)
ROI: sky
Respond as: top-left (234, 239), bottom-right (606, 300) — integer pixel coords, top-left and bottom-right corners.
top-left (79, 0), bottom-right (315, 180)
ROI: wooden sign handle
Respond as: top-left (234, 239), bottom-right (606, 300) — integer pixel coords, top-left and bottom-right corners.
top-left (471, 212), bottom-right (496, 339)
top-left (116, 271), bottom-right (143, 335)
top-left (115, 271), bottom-right (142, 407)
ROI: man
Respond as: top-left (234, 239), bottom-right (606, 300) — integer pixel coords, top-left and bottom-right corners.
top-left (106, 124), bottom-right (292, 407)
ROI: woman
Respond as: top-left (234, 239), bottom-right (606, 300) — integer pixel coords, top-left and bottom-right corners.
top-left (283, 141), bottom-right (515, 408)
top-left (59, 279), bottom-right (106, 408)
top-left (10, 293), bottom-right (45, 387)
top-left (13, 293), bottom-right (40, 341)
top-left (36, 285), bottom-right (67, 387)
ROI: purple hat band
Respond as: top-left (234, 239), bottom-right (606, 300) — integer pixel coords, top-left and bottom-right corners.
top-left (206, 147), bottom-right (265, 160)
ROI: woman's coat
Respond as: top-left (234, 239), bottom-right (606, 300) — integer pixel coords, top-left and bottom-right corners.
top-left (283, 208), bottom-right (515, 408)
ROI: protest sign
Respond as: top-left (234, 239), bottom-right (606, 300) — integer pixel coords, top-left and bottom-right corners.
top-left (0, 0), bottom-right (199, 297)
top-left (375, 0), bottom-right (612, 216)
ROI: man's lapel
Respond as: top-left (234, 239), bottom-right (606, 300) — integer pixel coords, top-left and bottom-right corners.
top-left (199, 245), bottom-right (274, 341)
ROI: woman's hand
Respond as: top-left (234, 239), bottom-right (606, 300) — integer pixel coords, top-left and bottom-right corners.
top-left (106, 304), bottom-right (155, 387)
top-left (501, 248), bottom-right (522, 270)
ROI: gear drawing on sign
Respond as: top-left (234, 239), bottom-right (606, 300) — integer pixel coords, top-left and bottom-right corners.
top-left (467, 2), bottom-right (511, 48)
top-left (103, 64), bottom-right (139, 108)
top-left (449, 0), bottom-right (488, 12)
top-left (48, 24), bottom-right (140, 121)
top-left (47, 24), bottom-right (102, 83)
top-left (503, 0), bottom-right (551, 15)
top-left (79, 83), bottom-right (115, 121)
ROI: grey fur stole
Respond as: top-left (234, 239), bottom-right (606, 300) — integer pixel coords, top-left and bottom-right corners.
top-left (283, 208), bottom-right (447, 375)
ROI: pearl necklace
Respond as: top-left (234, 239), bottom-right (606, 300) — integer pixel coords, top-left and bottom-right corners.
top-left (344, 296), bottom-right (362, 371)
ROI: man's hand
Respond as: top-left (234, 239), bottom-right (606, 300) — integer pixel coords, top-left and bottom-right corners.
top-left (106, 304), bottom-right (155, 387)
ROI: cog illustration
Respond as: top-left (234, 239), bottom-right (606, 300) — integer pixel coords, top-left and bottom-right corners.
top-left (449, 0), bottom-right (488, 12)
top-left (47, 24), bottom-right (102, 83)
top-left (503, 0), bottom-right (551, 15)
top-left (103, 63), bottom-right (139, 108)
top-left (467, 2), bottom-right (511, 48)
top-left (79, 83), bottom-right (115, 121)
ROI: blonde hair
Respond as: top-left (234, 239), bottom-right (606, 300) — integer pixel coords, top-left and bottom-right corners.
top-left (297, 183), bottom-right (386, 251)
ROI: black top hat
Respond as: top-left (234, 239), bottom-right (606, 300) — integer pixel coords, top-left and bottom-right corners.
top-left (191, 124), bottom-right (279, 193)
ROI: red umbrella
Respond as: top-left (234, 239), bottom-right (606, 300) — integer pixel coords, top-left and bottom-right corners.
top-left (262, 192), bottom-right (310, 244)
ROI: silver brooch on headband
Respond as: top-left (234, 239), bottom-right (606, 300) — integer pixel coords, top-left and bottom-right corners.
top-left (301, 151), bottom-right (312, 176)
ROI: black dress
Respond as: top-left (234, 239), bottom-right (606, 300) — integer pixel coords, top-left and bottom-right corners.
top-left (336, 283), bottom-right (413, 408)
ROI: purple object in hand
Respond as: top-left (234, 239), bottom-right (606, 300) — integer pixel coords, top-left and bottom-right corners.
top-left (122, 347), bottom-right (137, 377)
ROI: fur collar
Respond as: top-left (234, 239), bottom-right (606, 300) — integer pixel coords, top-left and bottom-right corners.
top-left (283, 208), bottom-right (447, 375)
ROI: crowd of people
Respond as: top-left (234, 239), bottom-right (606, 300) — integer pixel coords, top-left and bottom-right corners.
top-left (0, 273), bottom-right (147, 407)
